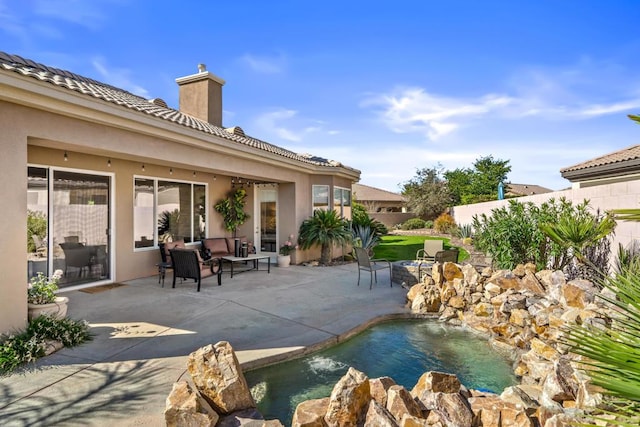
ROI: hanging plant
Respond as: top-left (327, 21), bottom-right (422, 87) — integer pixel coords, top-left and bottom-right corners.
top-left (214, 188), bottom-right (250, 237)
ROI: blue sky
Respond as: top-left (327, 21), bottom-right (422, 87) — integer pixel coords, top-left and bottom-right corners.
top-left (2, 1), bottom-right (640, 192)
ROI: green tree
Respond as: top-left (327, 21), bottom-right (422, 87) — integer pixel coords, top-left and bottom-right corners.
top-left (445, 155), bottom-right (511, 205)
top-left (298, 209), bottom-right (351, 265)
top-left (401, 165), bottom-right (452, 219)
top-left (443, 168), bottom-right (473, 206)
top-left (214, 189), bottom-right (250, 237)
top-left (629, 113), bottom-right (640, 124)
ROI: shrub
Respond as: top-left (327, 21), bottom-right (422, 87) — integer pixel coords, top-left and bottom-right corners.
top-left (423, 220), bottom-right (434, 229)
top-left (434, 213), bottom-right (457, 234)
top-left (0, 315), bottom-right (91, 375)
top-left (401, 218), bottom-right (426, 230)
top-left (473, 198), bottom-right (614, 274)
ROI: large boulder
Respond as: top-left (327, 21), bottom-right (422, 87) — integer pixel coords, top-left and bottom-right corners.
top-left (417, 391), bottom-right (473, 427)
top-left (292, 397), bottom-right (330, 427)
top-left (363, 400), bottom-right (399, 427)
top-left (561, 279), bottom-right (599, 309)
top-left (164, 380), bottom-right (219, 427)
top-left (217, 408), bottom-right (265, 427)
top-left (187, 341), bottom-right (256, 414)
top-left (370, 377), bottom-right (397, 407)
top-left (411, 372), bottom-right (460, 397)
top-left (324, 367), bottom-right (371, 427)
top-left (386, 385), bottom-right (424, 421)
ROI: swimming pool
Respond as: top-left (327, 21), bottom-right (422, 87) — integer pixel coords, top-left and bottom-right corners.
top-left (245, 319), bottom-right (517, 424)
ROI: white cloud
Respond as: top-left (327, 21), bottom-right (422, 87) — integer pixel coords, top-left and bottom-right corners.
top-left (91, 57), bottom-right (149, 98)
top-left (365, 60), bottom-right (640, 141)
top-left (364, 88), bottom-right (513, 140)
top-left (254, 109), bottom-right (301, 142)
top-left (253, 109), bottom-right (336, 143)
top-left (33, 0), bottom-right (123, 30)
top-left (240, 53), bottom-right (286, 74)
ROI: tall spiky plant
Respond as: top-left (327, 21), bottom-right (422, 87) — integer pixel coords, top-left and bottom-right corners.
top-left (563, 207), bottom-right (640, 425)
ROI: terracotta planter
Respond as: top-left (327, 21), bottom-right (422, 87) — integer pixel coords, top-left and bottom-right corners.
top-left (28, 296), bottom-right (69, 321)
top-left (277, 255), bottom-right (291, 268)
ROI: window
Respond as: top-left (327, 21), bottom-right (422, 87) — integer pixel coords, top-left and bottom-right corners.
top-left (134, 177), bottom-right (206, 249)
top-left (334, 187), bottom-right (352, 218)
top-left (312, 185), bottom-right (329, 210)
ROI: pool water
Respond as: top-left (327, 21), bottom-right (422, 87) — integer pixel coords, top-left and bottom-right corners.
top-left (245, 319), bottom-right (517, 424)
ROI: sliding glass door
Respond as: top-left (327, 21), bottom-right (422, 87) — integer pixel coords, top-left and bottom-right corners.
top-left (27, 167), bottom-right (112, 288)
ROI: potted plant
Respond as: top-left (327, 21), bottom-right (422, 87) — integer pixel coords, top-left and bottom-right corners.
top-left (27, 270), bottom-right (69, 321)
top-left (214, 189), bottom-right (250, 238)
top-left (278, 235), bottom-right (297, 267)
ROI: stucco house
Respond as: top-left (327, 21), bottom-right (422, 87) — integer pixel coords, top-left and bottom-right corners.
top-left (1, 51), bottom-right (359, 333)
top-left (561, 144), bottom-right (640, 188)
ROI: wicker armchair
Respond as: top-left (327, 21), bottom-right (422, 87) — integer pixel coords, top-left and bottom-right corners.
top-left (169, 249), bottom-right (221, 291)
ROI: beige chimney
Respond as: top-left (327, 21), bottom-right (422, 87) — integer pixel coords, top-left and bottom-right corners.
top-left (175, 64), bottom-right (226, 127)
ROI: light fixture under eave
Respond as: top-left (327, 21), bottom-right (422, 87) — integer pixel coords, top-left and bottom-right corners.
top-left (142, 164), bottom-right (145, 172)
top-left (193, 171), bottom-right (196, 177)
top-left (213, 175), bottom-right (216, 181)
top-left (64, 151), bottom-right (68, 161)
top-left (107, 159), bottom-right (111, 167)
top-left (169, 168), bottom-right (173, 175)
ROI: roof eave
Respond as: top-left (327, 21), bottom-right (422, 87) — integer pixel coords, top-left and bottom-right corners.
top-left (560, 158), bottom-right (640, 182)
top-left (0, 71), bottom-right (360, 180)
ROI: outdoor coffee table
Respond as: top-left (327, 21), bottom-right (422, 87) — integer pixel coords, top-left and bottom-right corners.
top-left (221, 254), bottom-right (271, 278)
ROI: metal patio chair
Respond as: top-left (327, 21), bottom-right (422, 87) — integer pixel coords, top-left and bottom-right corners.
top-left (354, 246), bottom-right (392, 290)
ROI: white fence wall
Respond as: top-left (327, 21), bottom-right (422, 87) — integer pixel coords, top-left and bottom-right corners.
top-left (452, 180), bottom-right (640, 254)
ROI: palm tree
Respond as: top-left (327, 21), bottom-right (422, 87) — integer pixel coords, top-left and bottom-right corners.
top-left (563, 207), bottom-right (640, 425)
top-left (298, 209), bottom-right (351, 265)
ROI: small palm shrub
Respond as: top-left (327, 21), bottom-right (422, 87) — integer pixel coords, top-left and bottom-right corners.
top-left (457, 224), bottom-right (472, 239)
top-left (434, 213), bottom-right (457, 234)
top-left (564, 266), bottom-right (640, 425)
top-left (298, 209), bottom-right (351, 264)
top-left (401, 218), bottom-right (426, 230)
top-left (615, 240), bottom-right (640, 275)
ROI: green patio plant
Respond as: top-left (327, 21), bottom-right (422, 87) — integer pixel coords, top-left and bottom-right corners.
top-left (1, 315), bottom-right (91, 375)
top-left (298, 209), bottom-right (351, 265)
top-left (27, 270), bottom-right (63, 305)
top-left (214, 188), bottom-right (250, 237)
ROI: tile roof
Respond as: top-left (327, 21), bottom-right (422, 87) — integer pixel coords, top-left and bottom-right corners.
top-left (352, 183), bottom-right (405, 202)
top-left (560, 144), bottom-right (640, 173)
top-left (0, 51), bottom-right (355, 171)
top-left (505, 183), bottom-right (553, 196)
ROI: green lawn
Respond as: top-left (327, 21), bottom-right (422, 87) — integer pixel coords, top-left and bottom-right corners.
top-left (372, 235), bottom-right (469, 262)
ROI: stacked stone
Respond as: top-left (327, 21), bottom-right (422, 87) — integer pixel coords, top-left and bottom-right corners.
top-left (406, 261), bottom-right (612, 425)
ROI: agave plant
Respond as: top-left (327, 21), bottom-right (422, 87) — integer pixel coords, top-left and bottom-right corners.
top-left (298, 209), bottom-right (351, 265)
top-left (351, 224), bottom-right (380, 256)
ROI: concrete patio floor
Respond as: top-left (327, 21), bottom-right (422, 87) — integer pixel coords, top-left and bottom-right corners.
top-left (0, 260), bottom-right (408, 426)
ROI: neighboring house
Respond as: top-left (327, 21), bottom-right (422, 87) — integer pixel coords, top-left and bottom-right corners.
top-left (352, 183), bottom-right (406, 213)
top-left (352, 183), bottom-right (414, 228)
top-left (505, 183), bottom-right (553, 197)
top-left (561, 144), bottom-right (640, 188)
top-left (1, 52), bottom-right (359, 333)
